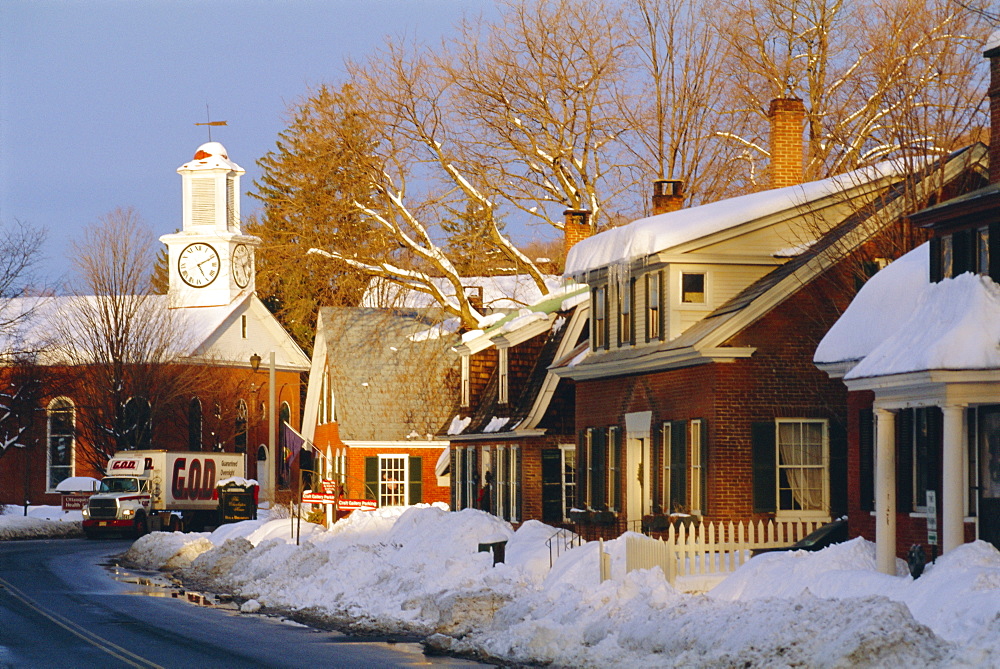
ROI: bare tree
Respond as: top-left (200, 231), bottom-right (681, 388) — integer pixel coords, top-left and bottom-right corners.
top-left (55, 208), bottom-right (219, 471)
top-left (722, 0), bottom-right (990, 183)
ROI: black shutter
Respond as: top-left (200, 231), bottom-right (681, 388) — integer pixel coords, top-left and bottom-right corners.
top-left (365, 457), bottom-right (379, 502)
top-left (929, 236), bottom-right (942, 283)
top-left (670, 420), bottom-right (687, 512)
top-left (541, 449), bottom-right (562, 522)
top-left (591, 428), bottom-right (607, 509)
top-left (658, 271), bottom-right (666, 341)
top-left (896, 409), bottom-right (914, 513)
top-left (858, 409), bottom-right (875, 512)
top-left (751, 422), bottom-right (776, 513)
top-left (928, 407), bottom-right (943, 500)
top-left (603, 287), bottom-right (610, 350)
top-left (829, 420), bottom-right (848, 517)
top-left (408, 457), bottom-right (422, 505)
top-left (610, 427), bottom-right (621, 511)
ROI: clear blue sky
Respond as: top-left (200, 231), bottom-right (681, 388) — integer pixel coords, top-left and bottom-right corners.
top-left (0, 0), bottom-right (497, 288)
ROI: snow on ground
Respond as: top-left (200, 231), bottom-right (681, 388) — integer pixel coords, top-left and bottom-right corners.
top-left (0, 505), bottom-right (84, 539)
top-left (118, 507), bottom-right (1000, 667)
top-left (4, 504), bottom-right (1000, 667)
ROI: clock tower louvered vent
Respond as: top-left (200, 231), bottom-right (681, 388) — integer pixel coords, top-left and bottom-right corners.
top-left (227, 176), bottom-right (237, 231)
top-left (191, 178), bottom-right (215, 227)
top-left (166, 141), bottom-right (259, 308)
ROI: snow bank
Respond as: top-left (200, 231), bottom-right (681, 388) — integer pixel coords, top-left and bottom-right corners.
top-left (109, 510), bottom-right (1000, 667)
top-left (0, 506), bottom-right (83, 540)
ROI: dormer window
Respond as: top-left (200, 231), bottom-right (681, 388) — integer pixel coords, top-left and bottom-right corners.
top-left (498, 347), bottom-right (509, 404)
top-left (618, 279), bottom-right (635, 346)
top-left (978, 226), bottom-right (990, 275)
top-left (681, 273), bottom-right (706, 304)
top-left (646, 271), bottom-right (662, 342)
top-left (930, 224), bottom-right (997, 283)
top-left (593, 285), bottom-right (608, 350)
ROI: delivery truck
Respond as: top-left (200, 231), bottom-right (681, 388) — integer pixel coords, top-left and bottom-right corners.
top-left (82, 450), bottom-right (246, 538)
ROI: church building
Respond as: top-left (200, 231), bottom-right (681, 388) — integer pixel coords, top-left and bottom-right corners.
top-left (0, 141), bottom-right (310, 508)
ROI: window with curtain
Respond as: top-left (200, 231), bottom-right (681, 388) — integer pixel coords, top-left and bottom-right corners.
top-left (777, 419), bottom-right (828, 514)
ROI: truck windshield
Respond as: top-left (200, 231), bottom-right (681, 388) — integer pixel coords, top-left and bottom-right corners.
top-left (100, 478), bottom-right (139, 493)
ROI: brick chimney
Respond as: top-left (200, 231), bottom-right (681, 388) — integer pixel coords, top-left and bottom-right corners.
top-left (768, 98), bottom-right (805, 189)
top-left (563, 209), bottom-right (592, 258)
top-left (652, 179), bottom-right (684, 215)
top-left (985, 37), bottom-right (1000, 183)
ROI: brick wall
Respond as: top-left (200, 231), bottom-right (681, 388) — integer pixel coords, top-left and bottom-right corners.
top-left (769, 98), bottom-right (805, 189)
top-left (343, 444), bottom-right (450, 506)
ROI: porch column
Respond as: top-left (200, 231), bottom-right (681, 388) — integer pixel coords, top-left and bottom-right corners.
top-left (941, 404), bottom-right (966, 553)
top-left (875, 408), bottom-right (897, 575)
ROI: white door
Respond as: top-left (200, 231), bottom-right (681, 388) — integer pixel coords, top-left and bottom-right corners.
top-left (626, 437), bottom-right (645, 526)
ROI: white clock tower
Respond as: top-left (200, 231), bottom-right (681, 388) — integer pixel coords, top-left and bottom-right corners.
top-left (160, 141), bottom-right (261, 308)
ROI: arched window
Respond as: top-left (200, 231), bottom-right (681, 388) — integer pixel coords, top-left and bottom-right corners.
top-left (189, 397), bottom-right (203, 451)
top-left (47, 398), bottom-right (75, 490)
top-left (123, 397), bottom-right (151, 450)
top-left (235, 400), bottom-right (248, 453)
top-left (278, 402), bottom-right (291, 487)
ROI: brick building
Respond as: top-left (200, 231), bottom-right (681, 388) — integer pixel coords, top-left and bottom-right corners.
top-left (0, 141), bottom-right (310, 507)
top-left (554, 102), bottom-right (987, 537)
top-left (814, 38), bottom-right (1000, 573)
top-left (446, 284), bottom-right (589, 525)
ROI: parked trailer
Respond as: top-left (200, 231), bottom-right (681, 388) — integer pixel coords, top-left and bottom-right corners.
top-left (82, 450), bottom-right (246, 538)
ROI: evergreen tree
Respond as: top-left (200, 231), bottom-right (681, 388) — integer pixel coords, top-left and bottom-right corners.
top-left (248, 84), bottom-right (389, 351)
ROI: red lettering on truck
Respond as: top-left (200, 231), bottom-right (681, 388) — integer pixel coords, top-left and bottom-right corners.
top-left (201, 459), bottom-right (216, 499)
top-left (172, 458), bottom-right (187, 499)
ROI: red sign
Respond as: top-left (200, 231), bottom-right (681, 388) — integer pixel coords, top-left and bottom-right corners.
top-left (301, 491), bottom-right (376, 511)
top-left (61, 492), bottom-right (94, 511)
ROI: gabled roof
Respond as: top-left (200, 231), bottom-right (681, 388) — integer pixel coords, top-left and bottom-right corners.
top-left (565, 159), bottom-right (932, 276)
top-left (447, 297), bottom-right (588, 441)
top-left (2, 293), bottom-right (308, 371)
top-left (555, 144), bottom-right (988, 380)
top-left (306, 307), bottom-right (461, 442)
top-left (360, 274), bottom-right (565, 313)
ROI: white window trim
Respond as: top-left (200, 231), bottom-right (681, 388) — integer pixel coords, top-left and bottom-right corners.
top-left (460, 354), bottom-right (470, 408)
top-left (377, 453), bottom-right (409, 507)
top-left (46, 397), bottom-right (76, 493)
top-left (498, 347), bottom-right (509, 405)
top-left (559, 443), bottom-right (576, 522)
top-left (646, 271), bottom-right (661, 342)
top-left (690, 419), bottom-right (703, 515)
top-left (774, 418), bottom-right (830, 519)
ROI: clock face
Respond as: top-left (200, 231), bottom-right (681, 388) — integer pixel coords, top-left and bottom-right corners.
top-left (232, 244), bottom-right (253, 289)
top-left (178, 243), bottom-right (220, 288)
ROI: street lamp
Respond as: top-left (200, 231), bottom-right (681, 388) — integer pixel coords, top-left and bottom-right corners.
top-left (250, 352), bottom-right (276, 503)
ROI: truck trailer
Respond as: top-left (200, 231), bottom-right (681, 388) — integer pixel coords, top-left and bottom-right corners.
top-left (82, 450), bottom-right (247, 538)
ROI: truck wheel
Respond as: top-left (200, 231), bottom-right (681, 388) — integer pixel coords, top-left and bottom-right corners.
top-left (133, 514), bottom-right (148, 539)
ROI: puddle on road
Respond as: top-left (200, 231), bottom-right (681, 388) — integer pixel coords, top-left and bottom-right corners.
top-left (107, 561), bottom-right (238, 611)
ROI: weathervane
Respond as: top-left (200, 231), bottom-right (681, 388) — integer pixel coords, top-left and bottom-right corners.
top-left (194, 104), bottom-right (227, 141)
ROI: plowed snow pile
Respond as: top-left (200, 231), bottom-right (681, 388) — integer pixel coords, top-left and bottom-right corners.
top-left (121, 506), bottom-right (1000, 668)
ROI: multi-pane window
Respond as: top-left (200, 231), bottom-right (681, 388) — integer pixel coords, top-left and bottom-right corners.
top-left (460, 354), bottom-right (470, 408)
top-left (660, 421), bottom-right (687, 513)
top-left (593, 285), bottom-right (607, 349)
top-left (493, 445), bottom-right (520, 522)
top-left (978, 226), bottom-right (990, 275)
top-left (941, 235), bottom-right (954, 278)
top-left (123, 397), bottom-right (151, 450)
top-left (690, 419), bottom-right (705, 514)
top-left (318, 363), bottom-right (334, 425)
top-left (189, 397), bottom-right (203, 451)
top-left (776, 419), bottom-right (828, 514)
top-left (498, 347), bottom-right (509, 404)
top-left (646, 271), bottom-right (661, 341)
top-left (561, 446), bottom-right (576, 521)
top-left (681, 273), bottom-right (705, 304)
top-left (378, 455), bottom-right (408, 507)
top-left (47, 398), bottom-right (75, 490)
top-left (618, 279), bottom-right (634, 346)
top-left (235, 400), bottom-right (248, 453)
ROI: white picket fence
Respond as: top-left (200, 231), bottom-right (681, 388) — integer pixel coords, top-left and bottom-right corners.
top-left (619, 519), bottom-right (826, 586)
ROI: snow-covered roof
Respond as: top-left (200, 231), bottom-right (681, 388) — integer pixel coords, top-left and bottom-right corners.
top-left (178, 141), bottom-right (244, 172)
top-left (1, 294), bottom-right (308, 370)
top-left (565, 160), bottom-right (918, 276)
top-left (814, 244), bottom-right (930, 367)
top-left (816, 243), bottom-right (1000, 380)
top-left (360, 275), bottom-right (566, 315)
